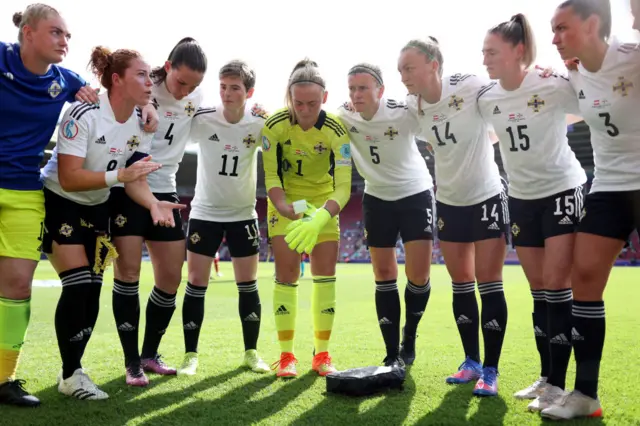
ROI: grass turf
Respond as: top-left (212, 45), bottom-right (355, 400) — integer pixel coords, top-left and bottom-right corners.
top-left (2, 261), bottom-right (638, 425)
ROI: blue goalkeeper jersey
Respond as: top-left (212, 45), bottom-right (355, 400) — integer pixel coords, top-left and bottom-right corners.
top-left (0, 42), bottom-right (86, 190)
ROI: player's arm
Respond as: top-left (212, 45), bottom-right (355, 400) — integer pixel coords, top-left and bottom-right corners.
top-left (325, 131), bottom-right (353, 216)
top-left (557, 73), bottom-right (583, 125)
top-left (474, 78), bottom-right (500, 144)
top-left (262, 124), bottom-right (296, 219)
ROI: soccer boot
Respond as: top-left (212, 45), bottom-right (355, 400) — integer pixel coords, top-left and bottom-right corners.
top-left (312, 351), bottom-right (337, 377)
top-left (125, 362), bottom-right (149, 387)
top-left (473, 367), bottom-right (499, 396)
top-left (527, 384), bottom-right (566, 412)
top-left (271, 352), bottom-right (298, 378)
top-left (141, 354), bottom-right (176, 375)
top-left (58, 369), bottom-right (108, 401)
top-left (383, 355), bottom-right (405, 368)
top-left (540, 390), bottom-right (603, 420)
top-left (177, 352), bottom-right (199, 376)
top-left (244, 349), bottom-right (270, 373)
top-left (446, 356), bottom-right (483, 384)
top-left (514, 376), bottom-right (548, 399)
top-left (399, 326), bottom-right (416, 366)
top-left (0, 379), bottom-right (40, 407)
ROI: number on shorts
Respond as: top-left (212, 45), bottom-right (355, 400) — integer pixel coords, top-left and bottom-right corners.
top-left (244, 223), bottom-right (259, 240)
top-left (481, 203), bottom-right (499, 222)
top-left (426, 208), bottom-right (433, 224)
top-left (554, 195), bottom-right (576, 216)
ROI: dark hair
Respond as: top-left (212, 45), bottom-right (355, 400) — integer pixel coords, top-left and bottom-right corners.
top-left (401, 36), bottom-right (444, 77)
top-left (348, 63), bottom-right (383, 86)
top-left (219, 60), bottom-right (256, 91)
top-left (151, 37), bottom-right (207, 84)
top-left (489, 13), bottom-right (537, 68)
top-left (13, 3), bottom-right (59, 43)
top-left (286, 58), bottom-right (326, 125)
top-left (558, 0), bottom-right (612, 40)
top-left (89, 46), bottom-right (142, 91)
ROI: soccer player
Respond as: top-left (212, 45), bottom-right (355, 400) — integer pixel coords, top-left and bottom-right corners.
top-left (477, 14), bottom-right (587, 410)
top-left (40, 46), bottom-right (184, 400)
top-left (179, 60), bottom-right (269, 376)
top-left (337, 64), bottom-right (434, 368)
top-left (399, 38), bottom-right (508, 396)
top-left (542, 0), bottom-right (640, 419)
top-left (0, 4), bottom-right (102, 407)
top-left (109, 38), bottom-right (206, 385)
top-left (263, 59), bottom-right (352, 377)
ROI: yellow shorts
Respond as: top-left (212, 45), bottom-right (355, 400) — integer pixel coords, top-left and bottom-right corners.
top-left (267, 194), bottom-right (340, 244)
top-left (0, 188), bottom-right (45, 261)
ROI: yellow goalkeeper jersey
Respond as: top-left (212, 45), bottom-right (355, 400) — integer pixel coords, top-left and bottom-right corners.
top-left (261, 108), bottom-right (352, 209)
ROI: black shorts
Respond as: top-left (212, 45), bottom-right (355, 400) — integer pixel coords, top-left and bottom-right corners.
top-left (436, 191), bottom-right (509, 243)
top-left (187, 218), bottom-right (260, 258)
top-left (362, 190), bottom-right (435, 248)
top-left (509, 186), bottom-right (585, 247)
top-left (42, 188), bottom-right (110, 262)
top-left (577, 190), bottom-right (639, 241)
top-left (109, 187), bottom-right (184, 241)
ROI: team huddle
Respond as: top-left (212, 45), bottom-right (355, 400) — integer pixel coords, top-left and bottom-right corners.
top-left (1, 0), bottom-right (639, 421)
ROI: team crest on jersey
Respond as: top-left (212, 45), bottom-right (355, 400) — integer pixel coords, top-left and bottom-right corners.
top-left (62, 119), bottom-right (79, 140)
top-left (48, 80), bottom-right (62, 98)
top-left (384, 127), bottom-right (399, 140)
top-left (184, 101), bottom-right (196, 117)
top-left (613, 76), bottom-right (633, 97)
top-left (448, 95), bottom-right (464, 111)
top-left (190, 232), bottom-right (201, 244)
top-left (127, 135), bottom-right (140, 151)
top-left (269, 215), bottom-right (278, 227)
top-left (314, 142), bottom-right (327, 154)
top-left (59, 223), bottom-right (73, 237)
top-left (262, 136), bottom-right (271, 152)
top-left (243, 134), bottom-right (257, 148)
top-left (527, 95), bottom-right (545, 112)
top-left (511, 223), bottom-right (520, 237)
top-left (437, 218), bottom-right (444, 231)
top-left (114, 215), bottom-right (127, 228)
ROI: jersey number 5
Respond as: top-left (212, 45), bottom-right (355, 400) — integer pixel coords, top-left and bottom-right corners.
top-left (370, 146), bottom-right (380, 164)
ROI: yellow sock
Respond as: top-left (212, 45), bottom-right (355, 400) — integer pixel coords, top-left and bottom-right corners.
top-left (273, 281), bottom-right (298, 354)
top-left (0, 297), bottom-right (30, 383)
top-left (312, 276), bottom-right (336, 354)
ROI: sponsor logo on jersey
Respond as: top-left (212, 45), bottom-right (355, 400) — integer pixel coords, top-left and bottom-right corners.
top-left (613, 76), bottom-right (633, 97)
top-left (384, 126), bottom-right (399, 140)
top-left (262, 135), bottom-right (271, 151)
top-left (127, 135), bottom-right (140, 151)
top-left (365, 135), bottom-right (379, 143)
top-left (209, 134), bottom-right (220, 142)
top-left (224, 144), bottom-right (239, 153)
top-left (109, 147), bottom-right (124, 157)
top-left (592, 99), bottom-right (610, 109)
top-left (164, 111), bottom-right (180, 121)
top-left (578, 90), bottom-right (585, 99)
top-left (184, 101), bottom-right (196, 117)
top-left (48, 80), bottom-right (62, 98)
top-left (508, 113), bottom-right (525, 123)
top-left (432, 114), bottom-right (447, 123)
top-left (527, 94), bottom-right (545, 112)
top-left (448, 95), bottom-right (464, 111)
top-left (243, 134), bottom-right (257, 148)
top-left (95, 135), bottom-right (106, 144)
top-left (336, 159), bottom-right (351, 167)
top-left (313, 142), bottom-right (327, 154)
top-left (349, 126), bottom-right (359, 133)
top-left (493, 106), bottom-right (501, 115)
top-left (62, 119), bottom-right (79, 140)
top-left (294, 149), bottom-right (307, 156)
top-left (339, 143), bottom-right (351, 159)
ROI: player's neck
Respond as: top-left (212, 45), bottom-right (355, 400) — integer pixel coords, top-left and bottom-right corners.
top-left (108, 91), bottom-right (136, 123)
top-left (578, 40), bottom-right (609, 73)
top-left (223, 106), bottom-right (244, 124)
top-left (499, 68), bottom-right (527, 91)
top-left (419, 77), bottom-right (442, 104)
top-left (19, 46), bottom-right (51, 75)
top-left (297, 118), bottom-right (315, 131)
top-left (359, 102), bottom-right (380, 121)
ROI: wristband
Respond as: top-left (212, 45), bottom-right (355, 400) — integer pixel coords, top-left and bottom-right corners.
top-left (105, 170), bottom-right (120, 187)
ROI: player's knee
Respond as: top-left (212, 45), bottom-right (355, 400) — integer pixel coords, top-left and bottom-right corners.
top-left (543, 270), bottom-right (571, 291)
top-left (114, 259), bottom-right (141, 282)
top-left (0, 272), bottom-right (33, 299)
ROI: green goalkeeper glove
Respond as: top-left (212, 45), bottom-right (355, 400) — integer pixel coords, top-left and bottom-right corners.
top-left (284, 207), bottom-right (332, 254)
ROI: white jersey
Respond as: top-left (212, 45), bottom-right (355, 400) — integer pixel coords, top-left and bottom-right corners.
top-left (41, 92), bottom-right (152, 205)
top-left (569, 37), bottom-right (640, 193)
top-left (337, 98), bottom-right (433, 201)
top-left (410, 74), bottom-right (503, 206)
top-left (478, 71), bottom-right (586, 199)
top-left (188, 104), bottom-right (265, 222)
top-left (145, 83), bottom-right (203, 193)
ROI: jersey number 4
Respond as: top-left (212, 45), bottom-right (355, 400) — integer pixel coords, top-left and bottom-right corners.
top-left (164, 123), bottom-right (175, 145)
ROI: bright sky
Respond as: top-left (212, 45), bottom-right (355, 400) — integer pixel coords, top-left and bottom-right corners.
top-left (1, 0), bottom-right (637, 113)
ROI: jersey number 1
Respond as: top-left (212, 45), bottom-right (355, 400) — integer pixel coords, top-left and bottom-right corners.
top-left (219, 155), bottom-right (239, 177)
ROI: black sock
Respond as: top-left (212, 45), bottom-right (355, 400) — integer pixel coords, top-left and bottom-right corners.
top-left (452, 282), bottom-right (480, 363)
top-left (182, 282), bottom-right (207, 353)
top-left (546, 289), bottom-right (573, 389)
top-left (78, 272), bottom-right (103, 360)
top-left (112, 279), bottom-right (140, 366)
top-left (375, 280), bottom-right (400, 358)
top-left (479, 281), bottom-right (508, 369)
top-left (404, 280), bottom-right (431, 337)
top-left (55, 267), bottom-right (92, 379)
top-left (237, 280), bottom-right (261, 351)
top-left (572, 300), bottom-right (605, 400)
top-left (140, 286), bottom-right (176, 359)
top-left (531, 289), bottom-right (550, 378)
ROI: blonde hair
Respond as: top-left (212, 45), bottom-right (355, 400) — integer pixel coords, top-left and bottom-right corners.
top-left (401, 36), bottom-right (444, 77)
top-left (286, 58), bottom-right (326, 126)
top-left (489, 13), bottom-right (537, 68)
top-left (13, 3), bottom-right (60, 44)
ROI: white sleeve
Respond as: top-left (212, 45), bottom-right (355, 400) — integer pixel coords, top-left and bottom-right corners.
top-left (405, 95), bottom-right (423, 134)
top-left (556, 74), bottom-right (580, 115)
top-left (138, 132), bottom-right (153, 154)
top-left (56, 106), bottom-right (91, 158)
top-left (189, 113), bottom-right (207, 144)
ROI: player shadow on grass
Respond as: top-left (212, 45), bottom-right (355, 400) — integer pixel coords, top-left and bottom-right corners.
top-left (138, 369), bottom-right (321, 425)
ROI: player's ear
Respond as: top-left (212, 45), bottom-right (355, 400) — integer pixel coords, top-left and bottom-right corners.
top-left (164, 60), bottom-right (172, 73)
top-left (322, 90), bottom-right (328, 104)
top-left (377, 85), bottom-right (385, 99)
top-left (246, 87), bottom-right (255, 99)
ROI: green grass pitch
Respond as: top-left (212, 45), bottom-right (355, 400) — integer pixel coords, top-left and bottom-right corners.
top-left (3, 261), bottom-right (638, 425)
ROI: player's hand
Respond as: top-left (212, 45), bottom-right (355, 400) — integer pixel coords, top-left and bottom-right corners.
top-left (284, 208), bottom-right (332, 254)
top-left (564, 58), bottom-right (580, 71)
top-left (76, 86), bottom-right (100, 104)
top-left (276, 202), bottom-right (301, 221)
top-left (117, 156), bottom-right (162, 183)
top-left (150, 200), bottom-right (187, 228)
top-left (534, 65), bottom-right (557, 78)
top-left (251, 103), bottom-right (269, 119)
top-left (141, 104), bottom-right (159, 133)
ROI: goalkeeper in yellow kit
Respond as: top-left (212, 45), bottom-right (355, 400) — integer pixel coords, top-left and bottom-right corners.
top-left (262, 58), bottom-right (352, 377)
